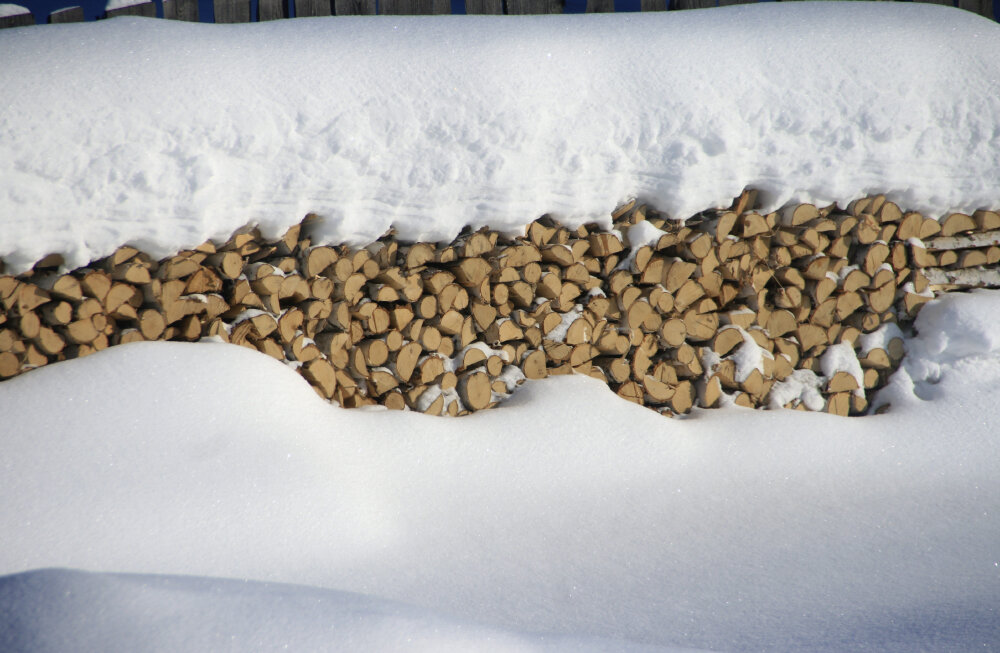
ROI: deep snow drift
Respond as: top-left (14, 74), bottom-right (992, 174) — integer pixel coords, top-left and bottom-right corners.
top-left (0, 569), bottom-right (688, 653)
top-left (2, 3), bottom-right (1000, 273)
top-left (2, 290), bottom-right (999, 652)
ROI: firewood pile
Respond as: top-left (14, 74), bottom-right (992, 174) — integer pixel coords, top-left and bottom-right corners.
top-left (2, 191), bottom-right (999, 416)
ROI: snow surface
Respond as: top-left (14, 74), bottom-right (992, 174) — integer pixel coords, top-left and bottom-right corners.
top-left (104, 0), bottom-right (147, 11)
top-left (3, 3), bottom-right (1000, 273)
top-left (0, 569), bottom-right (689, 653)
top-left (2, 290), bottom-right (999, 652)
top-left (0, 3), bottom-right (29, 17)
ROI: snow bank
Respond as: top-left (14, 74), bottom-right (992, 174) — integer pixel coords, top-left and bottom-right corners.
top-left (0, 3), bottom-right (29, 17)
top-left (2, 3), bottom-right (1000, 273)
top-left (104, 0), bottom-right (149, 11)
top-left (0, 569), bottom-right (686, 653)
top-left (2, 290), bottom-right (999, 651)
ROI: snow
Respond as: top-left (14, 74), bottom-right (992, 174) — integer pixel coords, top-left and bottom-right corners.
top-left (0, 569), bottom-right (687, 653)
top-left (2, 290), bottom-right (1000, 651)
top-left (768, 368), bottom-right (825, 411)
top-left (2, 3), bottom-right (1000, 273)
top-left (819, 342), bottom-right (865, 396)
top-left (0, 3), bottom-right (29, 17)
top-left (104, 0), bottom-right (147, 10)
top-left (730, 326), bottom-right (768, 383)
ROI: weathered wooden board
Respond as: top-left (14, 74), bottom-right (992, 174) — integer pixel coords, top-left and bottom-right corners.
top-left (335, 0), bottom-right (376, 13)
top-left (0, 10), bottom-right (35, 28)
top-left (163, 0), bottom-right (200, 21)
top-left (48, 6), bottom-right (85, 23)
top-left (466, 0), bottom-right (503, 13)
top-left (296, 0), bottom-right (333, 16)
top-left (380, 0), bottom-right (450, 13)
top-left (640, 0), bottom-right (667, 10)
top-left (507, 0), bottom-right (563, 13)
top-left (670, 0), bottom-right (715, 8)
top-left (959, 0), bottom-right (995, 18)
top-left (215, 0), bottom-right (252, 22)
top-left (587, 0), bottom-right (615, 12)
top-left (259, 0), bottom-right (289, 19)
top-left (106, 2), bottom-right (157, 18)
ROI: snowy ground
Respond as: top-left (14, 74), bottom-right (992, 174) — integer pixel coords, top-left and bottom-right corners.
top-left (2, 3), bottom-right (1000, 651)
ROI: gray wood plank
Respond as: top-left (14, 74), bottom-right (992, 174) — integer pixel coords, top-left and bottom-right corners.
top-left (506, 0), bottom-right (563, 14)
top-left (0, 11), bottom-right (35, 28)
top-left (718, 0), bottom-right (754, 5)
top-left (640, 0), bottom-right (667, 10)
top-left (48, 6), bottom-right (85, 22)
top-left (334, 0), bottom-right (375, 13)
top-left (911, 0), bottom-right (956, 5)
top-left (380, 0), bottom-right (450, 14)
top-left (958, 0), bottom-right (994, 18)
top-left (296, 0), bottom-right (332, 16)
top-left (215, 0), bottom-right (252, 22)
top-left (259, 0), bottom-right (289, 19)
top-left (466, 0), bottom-right (503, 13)
top-left (163, 0), bottom-right (200, 21)
top-left (586, 0), bottom-right (614, 11)
top-left (106, 1), bottom-right (157, 18)
top-left (669, 0), bottom-right (715, 9)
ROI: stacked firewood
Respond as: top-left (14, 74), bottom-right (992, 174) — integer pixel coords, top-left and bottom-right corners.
top-left (2, 192), bottom-right (998, 416)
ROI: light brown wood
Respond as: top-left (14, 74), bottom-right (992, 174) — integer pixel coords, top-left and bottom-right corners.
top-left (34, 326), bottom-right (65, 355)
top-left (47, 275), bottom-right (83, 301)
top-left (826, 392), bottom-right (850, 417)
top-left (827, 371), bottom-right (859, 393)
top-left (40, 301), bottom-right (73, 326)
top-left (860, 348), bottom-right (891, 370)
top-left (393, 341), bottom-right (422, 383)
top-left (137, 309), bottom-right (166, 340)
top-left (0, 351), bottom-right (20, 378)
top-left (867, 281), bottom-right (897, 313)
top-left (303, 358), bottom-right (338, 399)
top-left (683, 309), bottom-right (718, 342)
top-left (65, 316), bottom-right (100, 344)
top-left (940, 212), bottom-right (976, 237)
top-left (458, 371), bottom-right (492, 411)
top-left (447, 256), bottom-right (492, 286)
top-left (765, 310), bottom-right (797, 338)
top-left (782, 203), bottom-right (820, 227)
top-left (665, 261), bottom-right (697, 293)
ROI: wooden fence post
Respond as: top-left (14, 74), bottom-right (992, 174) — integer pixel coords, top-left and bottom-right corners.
top-left (506, 0), bottom-right (563, 13)
top-left (163, 0), bottom-right (200, 21)
top-left (215, 0), bottom-right (252, 22)
top-left (0, 7), bottom-right (35, 28)
top-left (669, 0), bottom-right (715, 8)
top-left (105, 2), bottom-right (157, 18)
top-left (380, 0), bottom-right (450, 13)
top-left (259, 0), bottom-right (289, 19)
top-left (296, 0), bottom-right (333, 16)
top-left (586, 0), bottom-right (614, 11)
top-left (959, 0), bottom-right (995, 18)
top-left (466, 0), bottom-right (503, 13)
top-left (334, 0), bottom-right (375, 13)
top-left (48, 6), bottom-right (85, 22)
top-left (640, 0), bottom-right (666, 9)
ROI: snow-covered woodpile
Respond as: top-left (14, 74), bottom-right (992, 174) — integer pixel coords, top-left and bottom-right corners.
top-left (2, 192), bottom-right (998, 416)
